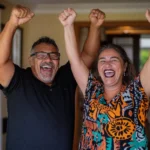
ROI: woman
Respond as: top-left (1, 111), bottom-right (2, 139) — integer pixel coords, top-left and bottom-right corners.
top-left (59, 8), bottom-right (150, 149)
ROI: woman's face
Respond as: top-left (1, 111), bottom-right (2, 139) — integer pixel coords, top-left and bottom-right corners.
top-left (98, 48), bottom-right (127, 88)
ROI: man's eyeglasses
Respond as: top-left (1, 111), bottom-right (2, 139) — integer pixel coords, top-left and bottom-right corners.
top-left (30, 52), bottom-right (60, 60)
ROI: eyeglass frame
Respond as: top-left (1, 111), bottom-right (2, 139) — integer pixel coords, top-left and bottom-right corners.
top-left (30, 51), bottom-right (61, 60)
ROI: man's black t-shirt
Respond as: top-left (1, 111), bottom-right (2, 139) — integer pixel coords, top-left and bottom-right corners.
top-left (1, 62), bottom-right (76, 150)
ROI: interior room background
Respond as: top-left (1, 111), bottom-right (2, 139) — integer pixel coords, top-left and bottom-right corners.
top-left (0, 0), bottom-right (150, 150)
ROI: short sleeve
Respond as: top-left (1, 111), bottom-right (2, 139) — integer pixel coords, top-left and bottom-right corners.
top-left (134, 75), bottom-right (144, 88)
top-left (0, 65), bottom-right (22, 96)
top-left (84, 71), bottom-right (103, 103)
top-left (132, 75), bottom-right (148, 96)
top-left (130, 74), bottom-right (149, 109)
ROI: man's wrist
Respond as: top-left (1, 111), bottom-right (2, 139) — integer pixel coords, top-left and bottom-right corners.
top-left (90, 23), bottom-right (101, 31)
top-left (7, 20), bottom-right (18, 29)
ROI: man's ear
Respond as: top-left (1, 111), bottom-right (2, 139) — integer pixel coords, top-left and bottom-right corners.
top-left (29, 57), bottom-right (33, 66)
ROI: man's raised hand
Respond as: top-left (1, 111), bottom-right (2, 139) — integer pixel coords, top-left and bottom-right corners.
top-left (89, 9), bottom-right (105, 28)
top-left (9, 5), bottom-right (34, 27)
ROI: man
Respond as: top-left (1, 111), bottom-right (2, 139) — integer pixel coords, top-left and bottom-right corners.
top-left (0, 5), bottom-right (105, 150)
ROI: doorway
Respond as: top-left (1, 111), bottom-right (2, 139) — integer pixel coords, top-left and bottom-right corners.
top-left (106, 34), bottom-right (140, 73)
top-left (74, 21), bottom-right (150, 149)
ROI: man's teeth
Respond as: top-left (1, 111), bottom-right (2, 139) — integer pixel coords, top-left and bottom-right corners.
top-left (42, 66), bottom-right (51, 69)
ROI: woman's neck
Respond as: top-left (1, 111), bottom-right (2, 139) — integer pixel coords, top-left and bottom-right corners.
top-left (104, 84), bottom-right (123, 103)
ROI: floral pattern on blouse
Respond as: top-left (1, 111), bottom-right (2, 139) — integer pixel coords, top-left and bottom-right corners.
top-left (79, 72), bottom-right (150, 150)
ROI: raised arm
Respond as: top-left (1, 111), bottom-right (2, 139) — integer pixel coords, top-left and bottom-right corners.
top-left (81, 9), bottom-right (105, 68)
top-left (0, 5), bottom-right (34, 87)
top-left (140, 9), bottom-right (150, 97)
top-left (59, 8), bottom-right (89, 94)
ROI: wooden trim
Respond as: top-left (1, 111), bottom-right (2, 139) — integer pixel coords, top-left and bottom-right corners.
top-left (75, 21), bottom-right (150, 36)
top-left (106, 30), bottom-right (150, 34)
top-left (103, 21), bottom-right (150, 28)
top-left (74, 21), bottom-right (150, 73)
top-left (74, 22), bottom-right (90, 44)
top-left (75, 21), bottom-right (150, 27)
top-left (74, 21), bottom-right (150, 47)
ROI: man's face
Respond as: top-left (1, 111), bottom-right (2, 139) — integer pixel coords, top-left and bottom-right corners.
top-left (29, 43), bottom-right (60, 86)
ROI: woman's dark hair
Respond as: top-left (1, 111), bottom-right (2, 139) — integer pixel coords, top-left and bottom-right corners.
top-left (92, 43), bottom-right (136, 85)
top-left (31, 36), bottom-right (59, 54)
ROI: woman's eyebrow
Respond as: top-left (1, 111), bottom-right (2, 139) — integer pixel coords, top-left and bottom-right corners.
top-left (99, 56), bottom-right (120, 60)
top-left (110, 56), bottom-right (120, 59)
top-left (98, 57), bottom-right (105, 60)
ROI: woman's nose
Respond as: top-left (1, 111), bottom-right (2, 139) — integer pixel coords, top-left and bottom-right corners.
top-left (105, 61), bottom-right (111, 67)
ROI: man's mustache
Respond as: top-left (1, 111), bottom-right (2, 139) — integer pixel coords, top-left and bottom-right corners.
top-left (40, 62), bottom-right (54, 68)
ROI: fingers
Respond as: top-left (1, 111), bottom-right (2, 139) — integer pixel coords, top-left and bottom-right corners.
top-left (90, 9), bottom-right (105, 20)
top-left (145, 9), bottom-right (150, 22)
top-left (64, 9), bottom-right (70, 17)
top-left (12, 5), bottom-right (34, 19)
top-left (59, 12), bottom-right (67, 21)
top-left (67, 8), bottom-right (76, 16)
top-left (59, 7), bottom-right (76, 26)
top-left (146, 9), bottom-right (150, 15)
top-left (59, 8), bottom-right (75, 21)
top-left (59, 9), bottom-right (70, 21)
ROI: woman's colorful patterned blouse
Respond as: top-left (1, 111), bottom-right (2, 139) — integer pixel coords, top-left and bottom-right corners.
top-left (79, 72), bottom-right (149, 150)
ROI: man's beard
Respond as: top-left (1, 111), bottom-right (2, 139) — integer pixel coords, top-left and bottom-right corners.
top-left (39, 62), bottom-right (56, 84)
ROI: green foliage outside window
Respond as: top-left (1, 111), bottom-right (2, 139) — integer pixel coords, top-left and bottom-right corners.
top-left (140, 49), bottom-right (150, 70)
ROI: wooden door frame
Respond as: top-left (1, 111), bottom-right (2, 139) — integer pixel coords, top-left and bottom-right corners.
top-left (74, 21), bottom-right (150, 73)
top-left (75, 21), bottom-right (150, 42)
top-left (107, 34), bottom-right (140, 73)
top-left (74, 21), bottom-right (150, 150)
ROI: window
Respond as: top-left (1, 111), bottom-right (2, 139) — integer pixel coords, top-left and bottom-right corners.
top-left (140, 35), bottom-right (150, 70)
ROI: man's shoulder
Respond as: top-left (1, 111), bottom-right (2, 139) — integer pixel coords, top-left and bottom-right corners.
top-left (15, 65), bottom-right (32, 75)
top-left (55, 61), bottom-right (76, 86)
top-left (59, 61), bottom-right (71, 70)
top-left (57, 62), bottom-right (71, 76)
top-left (13, 65), bottom-right (34, 83)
